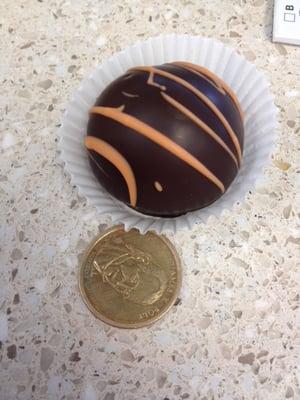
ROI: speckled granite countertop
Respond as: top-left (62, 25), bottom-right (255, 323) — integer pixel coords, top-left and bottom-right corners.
top-left (1, 1), bottom-right (300, 399)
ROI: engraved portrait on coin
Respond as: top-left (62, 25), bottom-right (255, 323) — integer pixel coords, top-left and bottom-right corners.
top-left (93, 243), bottom-right (168, 306)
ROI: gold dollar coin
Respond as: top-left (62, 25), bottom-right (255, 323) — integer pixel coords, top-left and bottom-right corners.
top-left (79, 225), bottom-right (181, 328)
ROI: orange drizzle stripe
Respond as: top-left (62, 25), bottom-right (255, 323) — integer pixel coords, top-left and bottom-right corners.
top-left (171, 62), bottom-right (226, 95)
top-left (88, 151), bottom-right (109, 178)
top-left (161, 92), bottom-right (239, 168)
top-left (85, 136), bottom-right (137, 206)
top-left (148, 70), bottom-right (166, 90)
top-left (90, 106), bottom-right (225, 193)
top-left (122, 91), bottom-right (139, 98)
top-left (173, 61), bottom-right (244, 121)
top-left (129, 66), bottom-right (242, 164)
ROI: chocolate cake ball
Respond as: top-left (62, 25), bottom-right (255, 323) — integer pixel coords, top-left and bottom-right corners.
top-left (85, 61), bottom-right (244, 217)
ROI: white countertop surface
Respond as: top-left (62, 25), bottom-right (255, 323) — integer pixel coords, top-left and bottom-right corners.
top-left (0, 1), bottom-right (300, 399)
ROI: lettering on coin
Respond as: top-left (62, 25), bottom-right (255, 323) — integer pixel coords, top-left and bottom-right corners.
top-left (139, 307), bottom-right (160, 319)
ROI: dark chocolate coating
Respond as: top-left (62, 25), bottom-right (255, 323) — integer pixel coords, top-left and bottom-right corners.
top-left (86, 62), bottom-right (244, 217)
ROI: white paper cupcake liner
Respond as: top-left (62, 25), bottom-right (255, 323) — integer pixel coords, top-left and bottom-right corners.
top-left (58, 34), bottom-right (277, 234)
